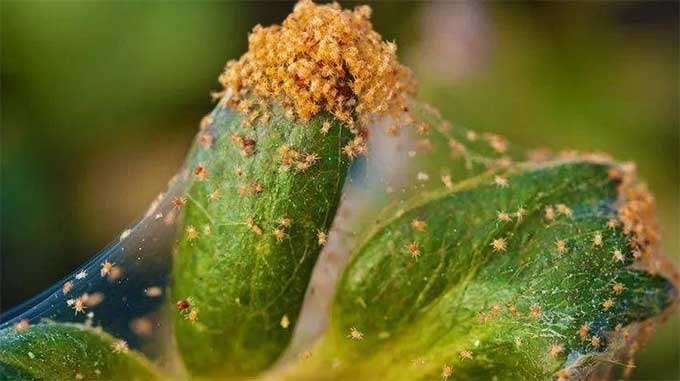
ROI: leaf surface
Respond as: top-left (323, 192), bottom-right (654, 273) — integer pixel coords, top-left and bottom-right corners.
top-left (173, 102), bottom-right (352, 378)
top-left (0, 323), bottom-right (161, 381)
top-left (281, 106), bottom-right (677, 381)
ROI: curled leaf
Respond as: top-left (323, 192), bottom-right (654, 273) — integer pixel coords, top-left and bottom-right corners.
top-left (281, 111), bottom-right (677, 381)
top-left (172, 103), bottom-right (351, 378)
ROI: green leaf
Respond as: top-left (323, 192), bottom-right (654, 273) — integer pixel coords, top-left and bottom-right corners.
top-left (280, 108), bottom-right (676, 381)
top-left (172, 102), bottom-right (352, 378)
top-left (0, 323), bottom-right (161, 381)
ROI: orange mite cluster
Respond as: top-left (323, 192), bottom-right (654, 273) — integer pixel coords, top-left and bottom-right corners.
top-left (218, 0), bottom-right (415, 129)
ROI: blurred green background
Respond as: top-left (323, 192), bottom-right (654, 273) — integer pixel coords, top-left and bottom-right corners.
top-left (1, 1), bottom-right (677, 379)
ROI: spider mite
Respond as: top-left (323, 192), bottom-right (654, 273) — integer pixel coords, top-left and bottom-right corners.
top-left (555, 204), bottom-right (572, 217)
top-left (548, 343), bottom-right (564, 358)
top-left (612, 282), bottom-right (625, 294)
top-left (194, 163), bottom-right (208, 181)
top-left (62, 281), bottom-right (73, 295)
top-left (544, 206), bottom-right (555, 222)
top-left (100, 261), bottom-right (115, 278)
top-left (441, 365), bottom-right (452, 380)
top-left (348, 327), bottom-right (364, 340)
top-left (273, 228), bottom-right (286, 242)
top-left (14, 319), bottom-right (29, 332)
top-left (493, 175), bottom-right (508, 188)
top-left (411, 219), bottom-right (427, 232)
top-left (173, 197), bottom-right (187, 209)
top-left (497, 211), bottom-right (512, 222)
top-left (186, 226), bottom-right (198, 241)
top-left (491, 238), bottom-right (507, 252)
top-left (280, 315), bottom-right (290, 329)
top-left (317, 230), bottom-right (327, 246)
top-left (407, 242), bottom-right (421, 258)
top-left (112, 340), bottom-right (129, 353)
top-left (145, 286), bottom-right (163, 298)
top-left (187, 309), bottom-right (199, 323)
top-left (593, 232), bottom-right (603, 247)
top-left (176, 299), bottom-right (191, 312)
top-left (208, 190), bottom-right (221, 202)
top-left (241, 138), bottom-right (257, 156)
top-left (515, 208), bottom-right (527, 222)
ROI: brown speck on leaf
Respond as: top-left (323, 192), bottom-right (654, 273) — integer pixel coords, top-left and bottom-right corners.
top-left (530, 303), bottom-right (541, 318)
top-left (578, 323), bottom-right (590, 339)
top-left (460, 350), bottom-right (473, 360)
top-left (555, 239), bottom-right (567, 254)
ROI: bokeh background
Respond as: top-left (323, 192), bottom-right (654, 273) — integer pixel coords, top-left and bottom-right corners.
top-left (1, 1), bottom-right (677, 379)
